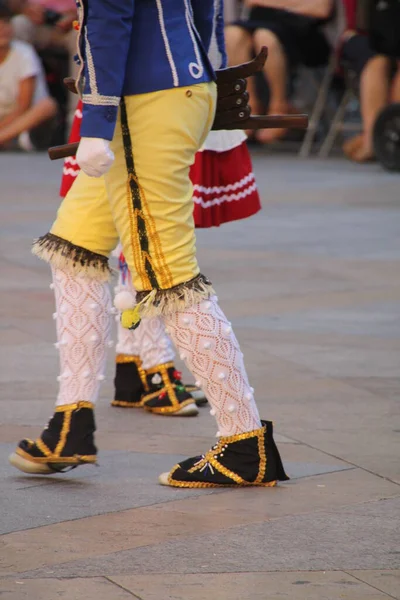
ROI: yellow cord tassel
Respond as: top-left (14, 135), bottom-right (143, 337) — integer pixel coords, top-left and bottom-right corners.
top-left (121, 289), bottom-right (157, 329)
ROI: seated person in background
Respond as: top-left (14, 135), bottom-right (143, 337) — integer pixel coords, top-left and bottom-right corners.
top-left (341, 0), bottom-right (400, 163)
top-left (10, 0), bottom-right (76, 47)
top-left (9, 0), bottom-right (77, 126)
top-left (225, 0), bottom-right (333, 143)
top-left (0, 1), bottom-right (57, 150)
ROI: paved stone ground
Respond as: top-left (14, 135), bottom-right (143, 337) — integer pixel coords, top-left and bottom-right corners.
top-left (0, 151), bottom-right (399, 599)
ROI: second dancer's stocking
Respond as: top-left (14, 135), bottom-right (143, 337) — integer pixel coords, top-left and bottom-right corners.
top-left (113, 259), bottom-right (201, 414)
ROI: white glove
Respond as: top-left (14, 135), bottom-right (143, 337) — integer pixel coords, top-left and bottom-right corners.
top-left (76, 137), bottom-right (114, 178)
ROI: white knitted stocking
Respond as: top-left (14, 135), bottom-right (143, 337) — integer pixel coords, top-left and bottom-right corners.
top-left (115, 319), bottom-right (141, 357)
top-left (164, 296), bottom-right (261, 436)
top-left (52, 267), bottom-right (112, 407)
top-left (134, 316), bottom-right (176, 371)
top-left (115, 264), bottom-right (175, 369)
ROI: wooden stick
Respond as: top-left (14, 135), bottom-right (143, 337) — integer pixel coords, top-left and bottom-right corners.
top-left (48, 142), bottom-right (79, 160)
top-left (48, 114), bottom-right (308, 161)
top-left (236, 114), bottom-right (308, 131)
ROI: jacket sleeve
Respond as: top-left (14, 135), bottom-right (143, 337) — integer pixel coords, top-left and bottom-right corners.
top-left (190, 0), bottom-right (215, 54)
top-left (78, 0), bottom-right (135, 141)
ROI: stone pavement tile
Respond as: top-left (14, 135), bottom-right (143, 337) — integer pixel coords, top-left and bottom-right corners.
top-left (0, 236), bottom-right (43, 270)
top-left (0, 290), bottom-right (54, 319)
top-left (0, 577), bottom-right (133, 600)
top-left (0, 380), bottom-right (56, 405)
top-left (0, 261), bottom-right (49, 292)
top-left (234, 302), bottom-right (400, 344)
top-left (31, 496), bottom-right (400, 577)
top-left (0, 399), bottom-right (57, 424)
top-left (3, 318), bottom-right (55, 344)
top-left (0, 325), bottom-right (41, 346)
top-left (343, 377), bottom-right (400, 403)
top-left (137, 468), bottom-right (400, 525)
top-left (0, 438), bottom-right (351, 534)
top-left (0, 343), bottom-right (57, 383)
top-left (274, 392), bottom-right (400, 485)
top-left (109, 571), bottom-right (396, 600)
top-left (9, 470), bottom-right (399, 579)
top-left (0, 426), bottom-right (39, 444)
top-left (219, 287), bottom-right (400, 325)
top-left (1, 487), bottom-right (254, 576)
top-left (230, 346), bottom-right (400, 482)
top-left (96, 431), bottom-right (295, 454)
top-left (259, 337), bottom-right (400, 378)
top-left (1, 447), bottom-right (217, 535)
top-left (236, 327), bottom-right (400, 353)
top-left (348, 570), bottom-right (400, 598)
top-left (201, 248), bottom-right (399, 292)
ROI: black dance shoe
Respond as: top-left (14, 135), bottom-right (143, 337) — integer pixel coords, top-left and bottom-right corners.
top-left (142, 362), bottom-right (199, 416)
top-left (9, 402), bottom-right (97, 474)
top-left (159, 421), bottom-right (289, 487)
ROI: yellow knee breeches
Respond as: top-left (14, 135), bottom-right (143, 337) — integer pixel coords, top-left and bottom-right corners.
top-left (33, 82), bottom-right (216, 312)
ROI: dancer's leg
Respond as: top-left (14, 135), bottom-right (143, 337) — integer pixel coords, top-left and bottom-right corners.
top-left (53, 266), bottom-right (112, 409)
top-left (159, 296), bottom-right (289, 488)
top-left (165, 295), bottom-right (260, 437)
top-left (113, 257), bottom-right (199, 415)
top-left (106, 84), bottom-right (288, 487)
top-left (9, 172), bottom-right (118, 474)
top-left (113, 264), bottom-right (148, 408)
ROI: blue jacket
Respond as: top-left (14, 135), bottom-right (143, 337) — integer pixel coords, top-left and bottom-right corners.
top-left (76, 0), bottom-right (217, 141)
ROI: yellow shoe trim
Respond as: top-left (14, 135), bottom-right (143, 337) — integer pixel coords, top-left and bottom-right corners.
top-left (116, 354), bottom-right (142, 365)
top-left (142, 384), bottom-right (187, 404)
top-left (54, 406), bottom-right (72, 456)
top-left (142, 389), bottom-right (168, 403)
top-left (143, 363), bottom-right (185, 409)
top-left (54, 401), bottom-right (94, 413)
top-left (185, 425), bottom-right (267, 485)
top-left (111, 399), bottom-right (144, 408)
top-left (218, 425), bottom-right (265, 444)
top-left (255, 429), bottom-right (267, 484)
top-left (166, 463), bottom-right (277, 489)
top-left (187, 450), bottom-right (246, 485)
top-left (35, 438), bottom-right (52, 457)
top-left (143, 398), bottom-right (195, 415)
top-left (116, 355), bottom-right (148, 388)
top-left (167, 480), bottom-right (277, 489)
top-left (16, 447), bottom-right (97, 465)
top-left (145, 361), bottom-right (175, 375)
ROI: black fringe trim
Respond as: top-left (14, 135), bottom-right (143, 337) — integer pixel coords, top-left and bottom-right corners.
top-left (135, 273), bottom-right (213, 307)
top-left (32, 233), bottom-right (111, 279)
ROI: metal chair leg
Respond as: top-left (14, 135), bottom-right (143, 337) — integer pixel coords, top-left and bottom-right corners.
top-left (318, 88), bottom-right (352, 158)
top-left (299, 55), bottom-right (336, 158)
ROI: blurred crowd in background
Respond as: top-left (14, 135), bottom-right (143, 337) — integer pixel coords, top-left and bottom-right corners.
top-left (0, 0), bottom-right (399, 168)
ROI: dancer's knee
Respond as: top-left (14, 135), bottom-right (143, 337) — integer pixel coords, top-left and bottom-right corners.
top-left (32, 233), bottom-right (113, 282)
top-left (32, 171), bottom-right (119, 280)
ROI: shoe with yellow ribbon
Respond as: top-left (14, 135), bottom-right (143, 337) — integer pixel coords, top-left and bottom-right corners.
top-left (9, 401), bottom-right (97, 474)
top-left (159, 421), bottom-right (289, 487)
top-left (142, 362), bottom-right (199, 416)
top-left (112, 354), bottom-right (148, 408)
top-left (112, 355), bottom-right (207, 410)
